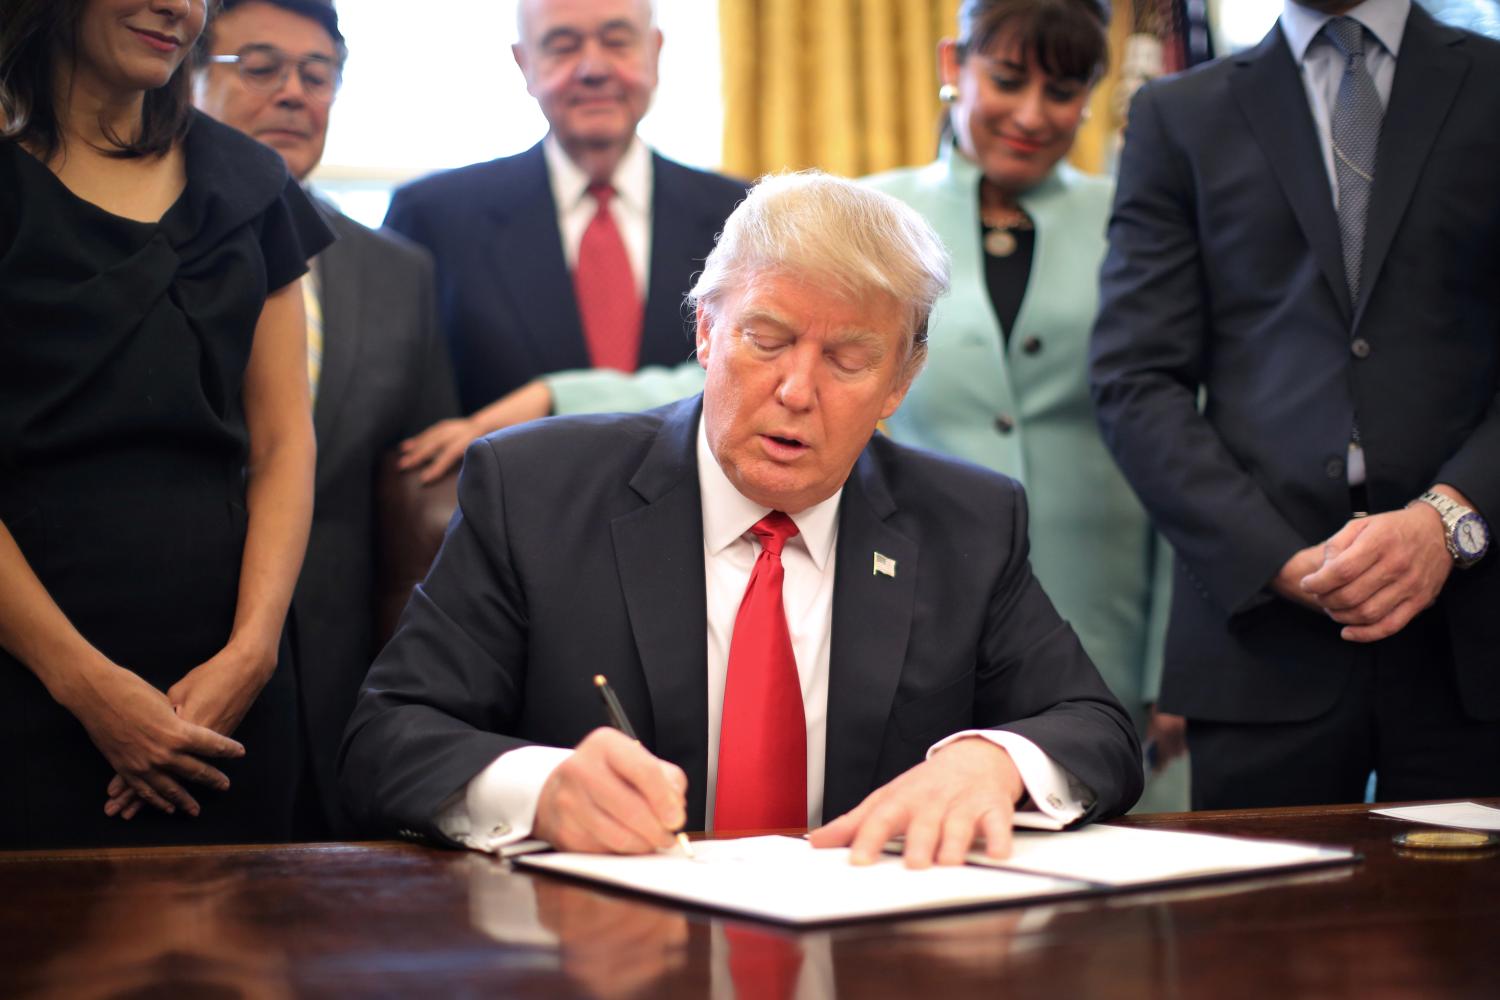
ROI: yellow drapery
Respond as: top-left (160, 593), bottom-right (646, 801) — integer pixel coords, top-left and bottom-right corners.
top-left (720, 0), bottom-right (960, 179)
top-left (718, 0), bottom-right (1132, 180)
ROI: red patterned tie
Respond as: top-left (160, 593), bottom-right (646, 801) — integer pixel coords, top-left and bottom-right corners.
top-left (573, 182), bottom-right (642, 371)
top-left (715, 512), bottom-right (807, 832)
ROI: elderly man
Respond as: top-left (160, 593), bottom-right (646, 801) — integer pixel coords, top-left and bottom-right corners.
top-left (342, 174), bottom-right (1141, 864)
top-left (384, 0), bottom-right (746, 449)
top-left (195, 0), bottom-right (459, 836)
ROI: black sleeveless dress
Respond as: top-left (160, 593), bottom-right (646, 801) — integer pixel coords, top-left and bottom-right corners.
top-left (0, 112), bottom-right (333, 847)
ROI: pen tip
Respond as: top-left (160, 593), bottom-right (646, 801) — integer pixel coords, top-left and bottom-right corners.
top-left (594, 674), bottom-right (607, 687)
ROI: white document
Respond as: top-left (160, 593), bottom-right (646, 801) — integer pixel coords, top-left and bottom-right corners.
top-left (517, 826), bottom-right (1355, 925)
top-left (517, 835), bottom-right (1085, 925)
top-left (1370, 801), bottom-right (1500, 832)
top-left (967, 824), bottom-right (1355, 886)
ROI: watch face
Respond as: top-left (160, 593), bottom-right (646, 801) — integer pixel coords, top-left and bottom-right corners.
top-left (1454, 513), bottom-right (1490, 559)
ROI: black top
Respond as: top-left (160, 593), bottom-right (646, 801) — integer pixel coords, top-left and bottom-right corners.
top-left (0, 112), bottom-right (333, 848)
top-left (979, 217), bottom-right (1036, 345)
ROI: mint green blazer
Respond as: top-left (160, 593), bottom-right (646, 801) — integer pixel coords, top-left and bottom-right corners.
top-left (864, 148), bottom-right (1172, 733)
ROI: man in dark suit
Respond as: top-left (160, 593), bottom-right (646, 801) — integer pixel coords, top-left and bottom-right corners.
top-left (342, 174), bottom-right (1142, 864)
top-left (383, 0), bottom-right (745, 422)
top-left (196, 0), bottom-right (460, 836)
top-left (1091, 0), bottom-right (1500, 809)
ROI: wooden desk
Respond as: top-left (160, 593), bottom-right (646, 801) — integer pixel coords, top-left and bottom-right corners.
top-left (2, 802), bottom-right (1495, 999)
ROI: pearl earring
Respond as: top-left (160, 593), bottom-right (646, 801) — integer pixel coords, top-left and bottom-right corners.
top-left (938, 83), bottom-right (958, 104)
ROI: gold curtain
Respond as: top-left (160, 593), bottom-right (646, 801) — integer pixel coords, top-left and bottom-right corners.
top-left (719, 0), bottom-right (1136, 181)
top-left (720, 0), bottom-right (960, 179)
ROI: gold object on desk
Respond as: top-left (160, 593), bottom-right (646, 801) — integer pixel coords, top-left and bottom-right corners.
top-left (1392, 828), bottom-right (1499, 851)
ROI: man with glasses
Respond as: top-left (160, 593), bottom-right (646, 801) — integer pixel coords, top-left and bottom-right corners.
top-left (385, 0), bottom-right (747, 476)
top-left (195, 0), bottom-right (459, 839)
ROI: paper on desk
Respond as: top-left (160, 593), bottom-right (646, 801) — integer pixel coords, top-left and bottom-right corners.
top-left (517, 835), bottom-right (1084, 925)
top-left (965, 824), bottom-right (1354, 887)
top-left (1370, 801), bottom-right (1500, 832)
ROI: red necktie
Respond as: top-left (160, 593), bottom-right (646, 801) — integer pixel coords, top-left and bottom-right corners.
top-left (715, 512), bottom-right (807, 832)
top-left (573, 182), bottom-right (642, 372)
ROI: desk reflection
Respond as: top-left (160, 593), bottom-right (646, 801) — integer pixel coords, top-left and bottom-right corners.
top-left (22, 857), bottom-right (292, 1000)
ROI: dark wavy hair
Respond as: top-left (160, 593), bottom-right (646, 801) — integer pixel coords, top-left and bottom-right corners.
top-left (0, 0), bottom-right (215, 160)
top-left (956, 0), bottom-right (1111, 82)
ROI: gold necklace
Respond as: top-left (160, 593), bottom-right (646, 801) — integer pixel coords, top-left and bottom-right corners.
top-left (980, 205), bottom-right (1033, 258)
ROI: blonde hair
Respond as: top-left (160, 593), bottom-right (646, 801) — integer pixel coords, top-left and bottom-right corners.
top-left (689, 171), bottom-right (951, 376)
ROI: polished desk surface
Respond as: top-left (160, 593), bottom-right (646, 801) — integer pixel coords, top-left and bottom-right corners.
top-left (1, 801), bottom-right (1496, 999)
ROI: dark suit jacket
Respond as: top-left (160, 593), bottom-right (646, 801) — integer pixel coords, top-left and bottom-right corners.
top-left (339, 397), bottom-right (1142, 841)
top-left (293, 203), bottom-right (458, 834)
top-left (382, 141), bottom-right (747, 413)
top-left (1090, 6), bottom-right (1500, 724)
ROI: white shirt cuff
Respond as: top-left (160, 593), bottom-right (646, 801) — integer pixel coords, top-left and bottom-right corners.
top-left (927, 730), bottom-right (1094, 830)
top-left (435, 745), bottom-right (573, 853)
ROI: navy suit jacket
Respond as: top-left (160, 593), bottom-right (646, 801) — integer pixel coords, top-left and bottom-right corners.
top-left (1090, 6), bottom-right (1500, 724)
top-left (383, 141), bottom-right (746, 413)
top-left (339, 397), bottom-right (1142, 842)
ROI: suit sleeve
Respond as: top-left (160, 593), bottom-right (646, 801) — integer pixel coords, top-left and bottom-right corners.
top-left (339, 437), bottom-right (534, 842)
top-left (977, 481), bottom-right (1144, 822)
top-left (1089, 84), bottom-right (1307, 617)
top-left (547, 359), bottom-right (707, 416)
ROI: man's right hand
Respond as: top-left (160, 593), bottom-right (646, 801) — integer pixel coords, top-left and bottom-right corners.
top-left (533, 728), bottom-right (687, 854)
top-left (59, 661), bottom-right (245, 818)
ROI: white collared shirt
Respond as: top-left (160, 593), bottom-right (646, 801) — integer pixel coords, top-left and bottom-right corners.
top-left (1281, 0), bottom-right (1409, 208)
top-left (542, 132), bottom-right (652, 298)
top-left (438, 417), bottom-right (1087, 851)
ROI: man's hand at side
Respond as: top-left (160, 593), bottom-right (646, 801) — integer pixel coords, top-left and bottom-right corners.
top-left (808, 736), bottom-right (1024, 869)
top-left (533, 728), bottom-right (688, 854)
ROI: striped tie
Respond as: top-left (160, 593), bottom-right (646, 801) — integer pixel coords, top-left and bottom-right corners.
top-left (303, 264), bottom-right (323, 408)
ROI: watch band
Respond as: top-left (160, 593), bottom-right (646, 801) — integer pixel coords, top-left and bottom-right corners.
top-left (1412, 490), bottom-right (1489, 568)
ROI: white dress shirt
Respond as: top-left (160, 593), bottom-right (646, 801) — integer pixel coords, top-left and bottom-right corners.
top-left (438, 418), bottom-right (1089, 852)
top-left (542, 132), bottom-right (652, 298)
top-left (1280, 0), bottom-right (1408, 208)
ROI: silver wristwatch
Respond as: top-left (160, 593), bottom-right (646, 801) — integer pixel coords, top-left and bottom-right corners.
top-left (1412, 491), bottom-right (1490, 568)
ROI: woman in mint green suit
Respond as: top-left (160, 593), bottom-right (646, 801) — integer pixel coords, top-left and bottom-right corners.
top-left (864, 0), bottom-right (1184, 811)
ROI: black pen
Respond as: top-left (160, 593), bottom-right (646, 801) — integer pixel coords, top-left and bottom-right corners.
top-left (593, 674), bottom-right (695, 858)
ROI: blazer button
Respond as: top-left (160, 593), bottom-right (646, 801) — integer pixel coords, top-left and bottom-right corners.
top-left (1325, 456), bottom-right (1345, 479)
top-left (1021, 335), bottom-right (1042, 355)
top-left (1350, 338), bottom-right (1371, 359)
top-left (994, 414), bottom-right (1016, 434)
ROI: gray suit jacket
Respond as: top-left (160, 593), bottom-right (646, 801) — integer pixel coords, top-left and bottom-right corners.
top-left (293, 201), bottom-right (458, 835)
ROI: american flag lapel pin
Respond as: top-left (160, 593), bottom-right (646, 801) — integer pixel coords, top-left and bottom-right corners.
top-left (873, 552), bottom-right (897, 578)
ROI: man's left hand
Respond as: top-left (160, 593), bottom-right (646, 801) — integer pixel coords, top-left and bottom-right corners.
top-left (808, 737), bottom-right (1023, 869)
top-left (1299, 503), bottom-right (1451, 642)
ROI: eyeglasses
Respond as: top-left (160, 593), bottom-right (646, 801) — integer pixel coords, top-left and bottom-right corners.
top-left (209, 45), bottom-right (341, 104)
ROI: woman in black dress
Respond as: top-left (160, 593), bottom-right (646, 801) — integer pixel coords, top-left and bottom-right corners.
top-left (0, 0), bottom-right (330, 846)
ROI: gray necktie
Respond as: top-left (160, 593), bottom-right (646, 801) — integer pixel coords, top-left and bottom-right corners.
top-left (1325, 17), bottom-right (1383, 303)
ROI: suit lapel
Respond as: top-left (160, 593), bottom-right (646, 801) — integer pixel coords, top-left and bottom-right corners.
top-left (822, 445), bottom-right (918, 822)
top-left (1356, 6), bottom-right (1466, 325)
top-left (310, 206), bottom-right (360, 484)
top-left (491, 143), bottom-right (591, 373)
top-left (1229, 27), bottom-right (1353, 323)
top-left (641, 155), bottom-right (709, 365)
top-left (610, 398), bottom-right (711, 826)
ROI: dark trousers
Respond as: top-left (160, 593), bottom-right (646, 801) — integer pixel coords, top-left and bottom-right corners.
top-left (1187, 610), bottom-right (1500, 809)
